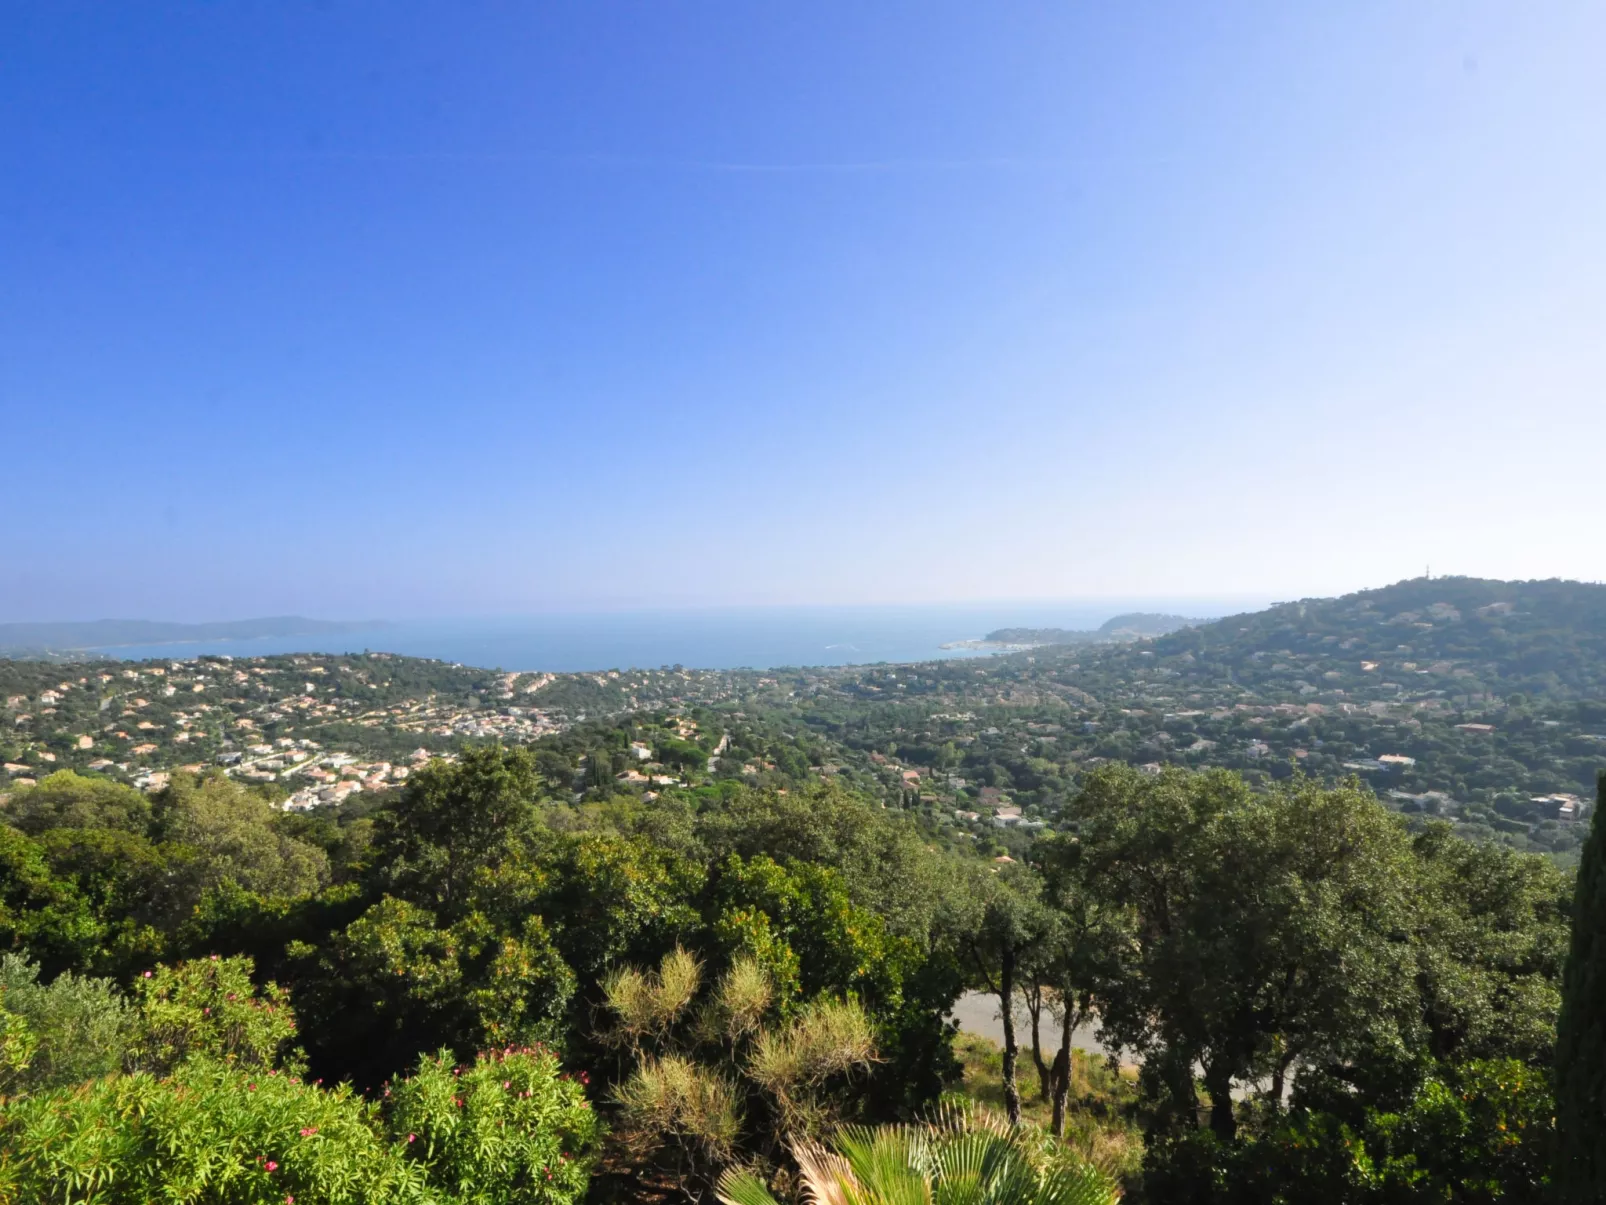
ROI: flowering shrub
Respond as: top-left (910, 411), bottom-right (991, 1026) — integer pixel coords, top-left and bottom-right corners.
top-left (386, 1046), bottom-right (599, 1205)
top-left (0, 955), bottom-right (603, 1204)
top-left (0, 1056), bottom-right (428, 1204)
top-left (130, 954), bottom-right (299, 1075)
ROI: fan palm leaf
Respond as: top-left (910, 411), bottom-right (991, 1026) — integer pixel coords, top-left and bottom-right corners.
top-left (715, 1109), bottom-right (1119, 1205)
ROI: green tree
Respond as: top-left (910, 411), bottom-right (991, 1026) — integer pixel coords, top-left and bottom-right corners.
top-left (292, 894), bottom-right (575, 1091)
top-left (371, 745), bottom-right (541, 917)
top-left (150, 773), bottom-right (329, 899)
top-left (1408, 823), bottom-right (1569, 1070)
top-left (955, 863), bottom-right (1051, 1126)
top-left (1026, 831), bottom-right (1134, 1137)
top-left (698, 783), bottom-right (946, 943)
top-left (1069, 766), bottom-right (1418, 1139)
top-left (1555, 773), bottom-right (1606, 1203)
top-left (0, 826), bottom-right (101, 978)
top-left (2, 770), bottom-right (151, 836)
top-left (1142, 1058), bottom-right (1554, 1205)
top-left (706, 852), bottom-right (960, 1120)
top-left (528, 829), bottom-right (702, 990)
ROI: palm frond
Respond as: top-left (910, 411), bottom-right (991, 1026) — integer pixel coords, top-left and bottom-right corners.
top-left (794, 1138), bottom-right (867, 1205)
top-left (717, 1167), bottom-right (786, 1205)
top-left (778, 1102), bottom-right (1122, 1205)
top-left (833, 1125), bottom-right (932, 1205)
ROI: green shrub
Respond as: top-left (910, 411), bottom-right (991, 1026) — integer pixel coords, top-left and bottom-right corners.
top-left (130, 954), bottom-right (299, 1076)
top-left (0, 1044), bottom-right (601, 1204)
top-left (1140, 1059), bottom-right (1552, 1205)
top-left (1370, 1059), bottom-right (1552, 1203)
top-left (0, 1056), bottom-right (428, 1204)
top-left (0, 954), bottom-right (130, 1094)
top-left (385, 1045), bottom-right (599, 1205)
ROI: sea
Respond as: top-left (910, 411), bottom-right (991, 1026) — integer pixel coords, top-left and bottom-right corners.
top-left (94, 599), bottom-right (1265, 673)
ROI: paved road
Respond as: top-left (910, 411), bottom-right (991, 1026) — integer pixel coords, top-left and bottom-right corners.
top-left (949, 991), bottom-right (1122, 1061)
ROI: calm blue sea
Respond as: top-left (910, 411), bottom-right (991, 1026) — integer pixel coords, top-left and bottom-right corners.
top-left (95, 599), bottom-right (1264, 673)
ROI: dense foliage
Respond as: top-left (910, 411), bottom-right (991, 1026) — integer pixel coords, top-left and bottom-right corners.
top-left (0, 713), bottom-right (1592, 1201)
top-left (0, 953), bottom-right (597, 1204)
top-left (1554, 773), bottom-right (1606, 1202)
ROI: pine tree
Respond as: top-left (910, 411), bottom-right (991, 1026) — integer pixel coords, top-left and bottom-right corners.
top-left (1555, 772), bottom-right (1606, 1203)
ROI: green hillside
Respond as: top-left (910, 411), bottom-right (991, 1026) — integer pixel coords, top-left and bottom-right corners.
top-left (1113, 577), bottom-right (1606, 702)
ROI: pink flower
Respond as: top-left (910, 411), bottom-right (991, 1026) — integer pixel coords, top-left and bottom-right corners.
top-left (249, 1084), bottom-right (257, 1092)
top-left (266, 1161), bottom-right (278, 1172)
top-left (142, 970), bottom-right (152, 978)
top-left (408, 1133), bottom-right (417, 1143)
top-left (299, 1127), bottom-right (317, 1137)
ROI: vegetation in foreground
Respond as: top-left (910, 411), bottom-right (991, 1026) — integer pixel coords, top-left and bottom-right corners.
top-left (0, 741), bottom-right (1597, 1202)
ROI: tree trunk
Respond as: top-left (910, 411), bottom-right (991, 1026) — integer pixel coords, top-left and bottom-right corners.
top-left (1269, 1050), bottom-right (1295, 1111)
top-left (1025, 982), bottom-right (1054, 1101)
top-left (1204, 1060), bottom-right (1236, 1142)
top-left (1050, 1005), bottom-right (1074, 1138)
top-left (999, 943), bottom-right (1021, 1125)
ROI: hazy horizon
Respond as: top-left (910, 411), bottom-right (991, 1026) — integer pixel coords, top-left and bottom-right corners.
top-left (2, 594), bottom-right (1268, 631)
top-left (0, 599), bottom-right (1279, 673)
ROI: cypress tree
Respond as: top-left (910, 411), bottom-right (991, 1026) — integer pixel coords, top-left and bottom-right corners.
top-left (1555, 772), bottom-right (1606, 1202)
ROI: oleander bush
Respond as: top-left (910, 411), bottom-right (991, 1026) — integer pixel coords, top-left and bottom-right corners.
top-left (0, 1056), bottom-right (427, 1205)
top-left (385, 1046), bottom-right (600, 1205)
top-left (0, 951), bottom-right (601, 1205)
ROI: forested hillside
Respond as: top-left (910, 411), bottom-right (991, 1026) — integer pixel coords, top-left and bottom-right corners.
top-left (5, 579), bottom-right (1605, 868)
top-left (1131, 576), bottom-right (1606, 700)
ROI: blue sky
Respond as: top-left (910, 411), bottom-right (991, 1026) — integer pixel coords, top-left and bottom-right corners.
top-left (4, 2), bottom-right (1604, 620)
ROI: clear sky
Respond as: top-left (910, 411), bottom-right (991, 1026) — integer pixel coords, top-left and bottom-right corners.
top-left (4, 2), bottom-right (1604, 621)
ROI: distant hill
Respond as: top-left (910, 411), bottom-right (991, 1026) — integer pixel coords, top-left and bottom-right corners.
top-left (1124, 577), bottom-right (1606, 701)
top-left (0, 617), bottom-right (386, 658)
top-left (985, 613), bottom-right (1202, 645)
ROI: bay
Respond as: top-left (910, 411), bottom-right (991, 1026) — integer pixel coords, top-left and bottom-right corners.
top-left (92, 598), bottom-right (1264, 672)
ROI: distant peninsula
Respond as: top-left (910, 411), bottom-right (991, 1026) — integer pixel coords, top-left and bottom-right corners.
top-left (0, 617), bottom-right (387, 658)
top-left (944, 612), bottom-right (1203, 650)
